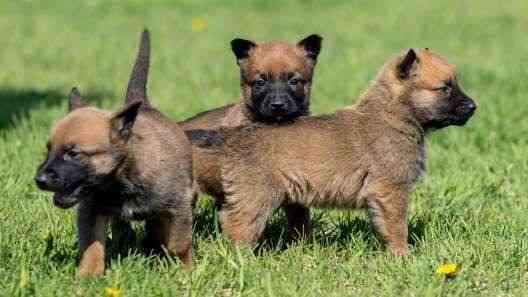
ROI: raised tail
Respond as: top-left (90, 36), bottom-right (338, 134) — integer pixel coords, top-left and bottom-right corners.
top-left (125, 29), bottom-right (151, 106)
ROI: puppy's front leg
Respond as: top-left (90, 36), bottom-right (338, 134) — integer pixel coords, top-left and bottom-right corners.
top-left (111, 217), bottom-right (136, 254)
top-left (164, 209), bottom-right (193, 267)
top-left (145, 206), bottom-right (193, 267)
top-left (77, 205), bottom-right (108, 277)
top-left (367, 184), bottom-right (409, 256)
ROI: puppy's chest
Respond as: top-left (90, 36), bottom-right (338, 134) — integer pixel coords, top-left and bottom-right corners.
top-left (409, 143), bottom-right (426, 184)
top-left (94, 183), bottom-right (155, 220)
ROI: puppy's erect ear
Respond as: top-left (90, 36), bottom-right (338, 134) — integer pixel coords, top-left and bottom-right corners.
top-left (110, 100), bottom-right (143, 141)
top-left (297, 34), bottom-right (323, 62)
top-left (68, 87), bottom-right (87, 112)
top-left (231, 38), bottom-right (256, 64)
top-left (397, 49), bottom-right (419, 79)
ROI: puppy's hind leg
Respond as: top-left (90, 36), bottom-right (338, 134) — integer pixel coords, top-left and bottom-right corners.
top-left (219, 189), bottom-right (281, 246)
top-left (77, 204), bottom-right (109, 277)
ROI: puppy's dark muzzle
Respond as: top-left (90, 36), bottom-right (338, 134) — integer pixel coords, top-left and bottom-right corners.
top-left (270, 100), bottom-right (286, 111)
top-left (35, 171), bottom-right (59, 192)
top-left (264, 93), bottom-right (294, 115)
top-left (453, 99), bottom-right (477, 125)
top-left (269, 100), bottom-right (290, 115)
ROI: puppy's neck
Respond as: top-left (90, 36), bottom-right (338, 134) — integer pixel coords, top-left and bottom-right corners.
top-left (357, 79), bottom-right (424, 142)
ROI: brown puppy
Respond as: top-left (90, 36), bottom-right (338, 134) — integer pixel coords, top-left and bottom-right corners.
top-left (181, 35), bottom-right (322, 239)
top-left (200, 49), bottom-right (476, 256)
top-left (35, 30), bottom-right (194, 276)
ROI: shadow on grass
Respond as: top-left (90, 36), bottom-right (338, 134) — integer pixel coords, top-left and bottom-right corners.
top-left (0, 88), bottom-right (110, 130)
top-left (42, 205), bottom-right (430, 267)
top-left (257, 213), bottom-right (428, 254)
top-left (193, 198), bottom-right (221, 239)
top-left (192, 200), bottom-right (429, 254)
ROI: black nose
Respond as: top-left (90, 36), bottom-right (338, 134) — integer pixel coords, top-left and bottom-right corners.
top-left (467, 101), bottom-right (477, 113)
top-left (35, 173), bottom-right (49, 189)
top-left (270, 101), bottom-right (285, 110)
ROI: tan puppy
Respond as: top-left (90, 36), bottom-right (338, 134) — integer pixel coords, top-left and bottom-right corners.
top-left (35, 30), bottom-right (194, 276)
top-left (182, 35), bottom-right (322, 239)
top-left (198, 49), bottom-right (476, 256)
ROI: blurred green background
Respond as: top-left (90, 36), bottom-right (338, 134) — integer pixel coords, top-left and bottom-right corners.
top-left (1, 1), bottom-right (527, 296)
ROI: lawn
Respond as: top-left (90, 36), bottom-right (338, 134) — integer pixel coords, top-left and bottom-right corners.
top-left (1, 1), bottom-right (527, 296)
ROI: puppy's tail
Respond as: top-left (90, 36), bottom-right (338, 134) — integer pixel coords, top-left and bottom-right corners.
top-left (125, 29), bottom-right (151, 107)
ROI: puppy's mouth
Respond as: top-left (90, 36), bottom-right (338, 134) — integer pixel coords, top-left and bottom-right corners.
top-left (258, 107), bottom-right (305, 123)
top-left (53, 187), bottom-right (82, 209)
top-left (450, 116), bottom-right (471, 126)
top-left (450, 109), bottom-right (476, 126)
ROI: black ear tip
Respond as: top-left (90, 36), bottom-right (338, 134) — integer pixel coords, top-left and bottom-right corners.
top-left (128, 100), bottom-right (144, 110)
top-left (114, 100), bottom-right (143, 120)
top-left (307, 34), bottom-right (323, 42)
top-left (230, 38), bottom-right (239, 48)
top-left (299, 34), bottom-right (323, 45)
top-left (70, 87), bottom-right (80, 96)
top-left (230, 38), bottom-right (256, 60)
top-left (68, 86), bottom-right (86, 111)
top-left (230, 38), bottom-right (251, 48)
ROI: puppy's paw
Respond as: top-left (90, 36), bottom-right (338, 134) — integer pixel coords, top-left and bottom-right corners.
top-left (77, 263), bottom-right (105, 277)
top-left (388, 245), bottom-right (410, 257)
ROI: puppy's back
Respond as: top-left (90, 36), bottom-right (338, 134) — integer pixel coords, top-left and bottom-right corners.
top-left (129, 107), bottom-right (193, 187)
top-left (219, 110), bottom-right (371, 208)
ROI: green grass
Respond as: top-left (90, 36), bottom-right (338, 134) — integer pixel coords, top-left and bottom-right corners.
top-left (1, 0), bottom-right (527, 296)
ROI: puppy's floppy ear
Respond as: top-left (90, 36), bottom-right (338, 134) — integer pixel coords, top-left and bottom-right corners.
top-left (298, 34), bottom-right (322, 62)
top-left (231, 38), bottom-right (256, 64)
top-left (397, 49), bottom-right (419, 79)
top-left (68, 87), bottom-right (86, 112)
top-left (110, 100), bottom-right (142, 141)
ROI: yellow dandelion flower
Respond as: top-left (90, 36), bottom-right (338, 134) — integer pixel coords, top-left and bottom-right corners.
top-left (104, 287), bottom-right (122, 297)
top-left (191, 17), bottom-right (208, 32)
top-left (436, 263), bottom-right (459, 278)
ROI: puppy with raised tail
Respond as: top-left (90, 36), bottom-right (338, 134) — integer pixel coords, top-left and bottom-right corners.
top-left (35, 30), bottom-right (194, 276)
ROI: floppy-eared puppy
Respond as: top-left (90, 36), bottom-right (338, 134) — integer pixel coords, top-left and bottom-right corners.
top-left (181, 35), bottom-right (322, 239)
top-left (201, 49), bottom-right (476, 256)
top-left (35, 30), bottom-right (194, 276)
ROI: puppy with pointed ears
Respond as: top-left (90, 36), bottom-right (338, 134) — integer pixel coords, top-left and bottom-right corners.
top-left (181, 35), bottom-right (322, 239)
top-left (201, 49), bottom-right (476, 256)
top-left (35, 30), bottom-right (194, 276)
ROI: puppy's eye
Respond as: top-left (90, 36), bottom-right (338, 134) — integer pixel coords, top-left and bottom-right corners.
top-left (434, 85), bottom-right (451, 93)
top-left (63, 149), bottom-right (80, 162)
top-left (253, 79), bottom-right (266, 87)
top-left (288, 78), bottom-right (300, 86)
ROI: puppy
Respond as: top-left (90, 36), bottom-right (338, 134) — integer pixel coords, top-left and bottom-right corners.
top-left (35, 30), bottom-right (194, 276)
top-left (181, 35), bottom-right (322, 239)
top-left (202, 49), bottom-right (476, 256)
